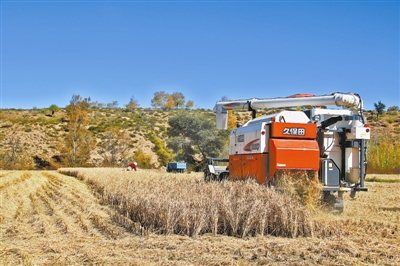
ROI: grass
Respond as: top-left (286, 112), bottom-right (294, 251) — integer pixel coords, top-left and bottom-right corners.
top-left (365, 174), bottom-right (400, 183)
top-left (365, 177), bottom-right (400, 183)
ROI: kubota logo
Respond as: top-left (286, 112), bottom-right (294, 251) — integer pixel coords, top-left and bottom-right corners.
top-left (244, 139), bottom-right (260, 152)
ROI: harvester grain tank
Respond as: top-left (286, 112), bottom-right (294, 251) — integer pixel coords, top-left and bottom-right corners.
top-left (211, 92), bottom-right (370, 212)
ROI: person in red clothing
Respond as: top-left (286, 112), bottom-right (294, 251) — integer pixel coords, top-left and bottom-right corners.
top-left (127, 162), bottom-right (137, 171)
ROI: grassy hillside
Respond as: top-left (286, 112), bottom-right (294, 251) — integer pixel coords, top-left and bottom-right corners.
top-left (0, 107), bottom-right (210, 169)
top-left (0, 107), bottom-right (399, 172)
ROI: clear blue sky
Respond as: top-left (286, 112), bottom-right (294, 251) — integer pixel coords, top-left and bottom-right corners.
top-left (1, 0), bottom-right (399, 111)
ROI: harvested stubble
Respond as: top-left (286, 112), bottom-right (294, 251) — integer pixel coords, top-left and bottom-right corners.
top-left (1, 170), bottom-right (399, 265)
top-left (59, 168), bottom-right (313, 238)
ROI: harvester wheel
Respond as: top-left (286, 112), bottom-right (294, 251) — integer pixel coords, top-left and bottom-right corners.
top-left (218, 172), bottom-right (229, 181)
top-left (323, 191), bottom-right (344, 214)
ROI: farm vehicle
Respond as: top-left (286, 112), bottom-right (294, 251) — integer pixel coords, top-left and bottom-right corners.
top-left (207, 92), bottom-right (370, 212)
top-left (204, 157), bottom-right (229, 182)
top-left (166, 162), bottom-right (187, 173)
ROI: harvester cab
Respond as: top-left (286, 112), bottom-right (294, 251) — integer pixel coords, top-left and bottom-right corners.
top-left (211, 92), bottom-right (370, 212)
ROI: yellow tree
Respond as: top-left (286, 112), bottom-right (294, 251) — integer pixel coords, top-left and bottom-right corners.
top-left (166, 94), bottom-right (176, 109)
top-left (227, 110), bottom-right (237, 129)
top-left (185, 100), bottom-right (194, 109)
top-left (151, 91), bottom-right (187, 110)
top-left (62, 95), bottom-right (95, 167)
top-left (151, 91), bottom-right (169, 109)
top-left (124, 96), bottom-right (140, 111)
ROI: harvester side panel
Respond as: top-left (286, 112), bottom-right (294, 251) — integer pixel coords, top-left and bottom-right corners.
top-left (269, 139), bottom-right (320, 179)
top-left (229, 153), bottom-right (269, 184)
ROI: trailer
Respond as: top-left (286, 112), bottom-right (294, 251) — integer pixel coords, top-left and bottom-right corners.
top-left (166, 162), bottom-right (187, 173)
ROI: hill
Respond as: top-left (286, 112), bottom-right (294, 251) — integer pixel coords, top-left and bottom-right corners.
top-left (0, 107), bottom-right (399, 171)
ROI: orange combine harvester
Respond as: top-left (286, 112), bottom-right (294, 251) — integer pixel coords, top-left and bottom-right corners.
top-left (206, 92), bottom-right (371, 212)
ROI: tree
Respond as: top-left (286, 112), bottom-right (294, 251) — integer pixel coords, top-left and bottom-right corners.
top-left (227, 110), bottom-right (237, 129)
top-left (151, 91), bottom-right (169, 109)
top-left (219, 97), bottom-right (237, 128)
top-left (166, 94), bottom-right (176, 109)
top-left (107, 101), bottom-right (119, 108)
top-left (98, 127), bottom-right (129, 166)
top-left (61, 95), bottom-right (95, 167)
top-left (171, 92), bottom-right (185, 108)
top-left (387, 105), bottom-right (399, 113)
top-left (151, 91), bottom-right (189, 110)
top-left (220, 96), bottom-right (229, 102)
top-left (0, 135), bottom-right (28, 169)
top-left (124, 96), bottom-right (140, 111)
top-left (374, 101), bottom-right (386, 119)
top-left (167, 110), bottom-right (229, 170)
top-left (49, 104), bottom-right (60, 117)
top-left (185, 100), bottom-right (194, 109)
top-left (152, 137), bottom-right (174, 166)
top-left (132, 149), bottom-right (153, 169)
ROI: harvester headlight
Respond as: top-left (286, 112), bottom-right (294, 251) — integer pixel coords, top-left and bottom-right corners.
top-left (312, 115), bottom-right (321, 122)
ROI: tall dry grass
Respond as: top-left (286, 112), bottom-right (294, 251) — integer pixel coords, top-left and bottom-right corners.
top-left (58, 168), bottom-right (314, 238)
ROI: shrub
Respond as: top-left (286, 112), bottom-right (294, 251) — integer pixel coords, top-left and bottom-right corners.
top-left (0, 121), bottom-right (13, 128)
top-left (33, 155), bottom-right (53, 169)
top-left (132, 149), bottom-right (153, 169)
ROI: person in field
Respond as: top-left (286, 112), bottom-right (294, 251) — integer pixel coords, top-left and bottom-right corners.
top-left (127, 162), bottom-right (137, 171)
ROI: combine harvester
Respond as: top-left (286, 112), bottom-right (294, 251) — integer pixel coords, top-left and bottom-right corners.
top-left (208, 92), bottom-right (370, 212)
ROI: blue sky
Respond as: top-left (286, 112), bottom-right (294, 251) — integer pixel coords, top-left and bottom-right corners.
top-left (1, 0), bottom-right (399, 111)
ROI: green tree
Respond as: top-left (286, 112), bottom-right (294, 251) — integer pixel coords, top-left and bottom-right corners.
top-left (107, 101), bottom-right (119, 108)
top-left (387, 105), bottom-right (399, 114)
top-left (61, 95), bottom-right (95, 167)
top-left (167, 110), bottom-right (229, 170)
top-left (374, 101), bottom-right (386, 119)
top-left (48, 104), bottom-right (60, 117)
top-left (220, 96), bottom-right (229, 102)
top-left (171, 92), bottom-right (185, 108)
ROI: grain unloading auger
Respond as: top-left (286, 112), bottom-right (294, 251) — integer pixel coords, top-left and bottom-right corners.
top-left (210, 92), bottom-right (370, 212)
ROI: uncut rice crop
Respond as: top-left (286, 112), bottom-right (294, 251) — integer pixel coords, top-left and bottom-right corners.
top-left (58, 168), bottom-right (314, 238)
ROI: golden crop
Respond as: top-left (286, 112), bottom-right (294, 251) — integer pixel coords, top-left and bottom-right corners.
top-left (1, 169), bottom-right (399, 265)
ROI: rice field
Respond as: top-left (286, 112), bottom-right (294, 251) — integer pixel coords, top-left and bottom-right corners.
top-left (1, 169), bottom-right (399, 265)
